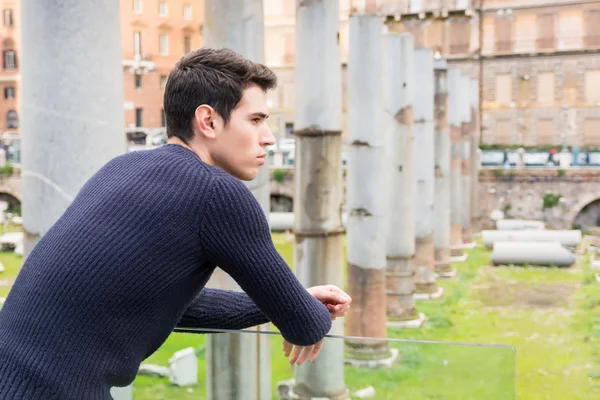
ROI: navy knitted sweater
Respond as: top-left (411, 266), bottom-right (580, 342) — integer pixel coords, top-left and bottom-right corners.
top-left (0, 144), bottom-right (332, 400)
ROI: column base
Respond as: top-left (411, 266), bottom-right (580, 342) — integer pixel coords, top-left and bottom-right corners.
top-left (344, 347), bottom-right (400, 369)
top-left (461, 241), bottom-right (476, 249)
top-left (387, 313), bottom-right (428, 329)
top-left (435, 267), bottom-right (457, 279)
top-left (450, 253), bottom-right (468, 263)
top-left (277, 381), bottom-right (350, 400)
top-left (387, 304), bottom-right (419, 321)
top-left (414, 280), bottom-right (439, 294)
top-left (435, 260), bottom-right (454, 274)
top-left (414, 287), bottom-right (444, 300)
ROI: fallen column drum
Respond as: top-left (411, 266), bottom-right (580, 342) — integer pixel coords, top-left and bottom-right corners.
top-left (482, 230), bottom-right (581, 248)
top-left (491, 241), bottom-right (575, 267)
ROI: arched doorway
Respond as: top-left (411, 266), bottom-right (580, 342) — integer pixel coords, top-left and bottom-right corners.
top-left (270, 194), bottom-right (293, 212)
top-left (572, 198), bottom-right (600, 231)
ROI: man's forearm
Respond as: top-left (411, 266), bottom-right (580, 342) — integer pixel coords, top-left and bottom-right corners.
top-left (177, 288), bottom-right (270, 330)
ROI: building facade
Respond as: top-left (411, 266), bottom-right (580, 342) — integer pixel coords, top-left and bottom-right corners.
top-left (121, 0), bottom-right (203, 137)
top-left (0, 0), bottom-right (204, 144)
top-left (263, 0), bottom-right (600, 149)
top-left (479, 0), bottom-right (600, 148)
top-left (5, 0), bottom-right (600, 148)
top-left (0, 0), bottom-right (18, 135)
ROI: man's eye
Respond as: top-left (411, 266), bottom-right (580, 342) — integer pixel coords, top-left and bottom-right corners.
top-left (253, 118), bottom-right (261, 123)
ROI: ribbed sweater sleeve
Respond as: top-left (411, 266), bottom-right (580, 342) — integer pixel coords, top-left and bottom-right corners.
top-left (177, 288), bottom-right (269, 329)
top-left (199, 174), bottom-right (332, 346)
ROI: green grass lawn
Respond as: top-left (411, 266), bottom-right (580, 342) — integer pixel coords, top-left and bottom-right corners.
top-left (0, 224), bottom-right (23, 299)
top-left (1, 232), bottom-right (599, 399)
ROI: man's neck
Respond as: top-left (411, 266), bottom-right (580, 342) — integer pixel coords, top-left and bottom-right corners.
top-left (167, 136), bottom-right (215, 166)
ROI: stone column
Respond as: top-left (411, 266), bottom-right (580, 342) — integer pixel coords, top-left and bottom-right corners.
top-left (413, 48), bottom-right (441, 299)
top-left (346, 13), bottom-right (391, 363)
top-left (291, 0), bottom-right (348, 398)
top-left (433, 60), bottom-right (454, 278)
top-left (384, 33), bottom-right (423, 325)
top-left (461, 74), bottom-right (474, 248)
top-left (470, 78), bottom-right (481, 234)
top-left (22, 0), bottom-right (128, 396)
top-left (203, 1), bottom-right (271, 399)
top-left (448, 69), bottom-right (466, 261)
top-left (21, 0), bottom-right (126, 257)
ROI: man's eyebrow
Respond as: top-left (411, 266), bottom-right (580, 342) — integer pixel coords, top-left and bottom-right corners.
top-left (250, 112), bottom-right (269, 119)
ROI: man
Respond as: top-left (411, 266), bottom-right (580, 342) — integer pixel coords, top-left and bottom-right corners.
top-left (0, 47), bottom-right (351, 400)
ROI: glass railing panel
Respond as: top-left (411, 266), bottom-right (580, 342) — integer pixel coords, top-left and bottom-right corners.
top-left (126, 327), bottom-right (515, 400)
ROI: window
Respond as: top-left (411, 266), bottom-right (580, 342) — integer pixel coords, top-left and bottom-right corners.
top-left (586, 10), bottom-right (600, 47)
top-left (3, 9), bottom-right (12, 27)
top-left (514, 14), bottom-right (536, 53)
top-left (6, 110), bottom-right (17, 129)
top-left (159, 34), bottom-right (169, 56)
top-left (495, 74), bottom-right (512, 104)
top-left (450, 19), bottom-right (470, 54)
top-left (133, 0), bottom-right (142, 13)
top-left (135, 73), bottom-right (142, 89)
top-left (183, 4), bottom-right (192, 20)
top-left (518, 75), bottom-right (532, 102)
top-left (537, 14), bottom-right (555, 50)
top-left (3, 50), bottom-right (15, 69)
top-left (134, 31), bottom-right (141, 57)
top-left (4, 86), bottom-right (14, 99)
top-left (282, 32), bottom-right (295, 64)
top-left (495, 119), bottom-right (512, 144)
top-left (557, 10), bottom-right (584, 50)
top-left (285, 123), bottom-right (294, 137)
top-left (495, 19), bottom-right (512, 52)
top-left (160, 75), bottom-right (167, 90)
top-left (424, 21), bottom-right (443, 52)
top-left (585, 70), bottom-right (600, 103)
top-left (537, 72), bottom-right (555, 104)
top-left (563, 69), bottom-right (578, 104)
top-left (159, 2), bottom-right (168, 17)
top-left (537, 119), bottom-right (555, 145)
top-left (161, 109), bottom-right (166, 127)
top-left (135, 108), bottom-right (143, 127)
top-left (184, 36), bottom-right (191, 54)
top-left (584, 118), bottom-right (600, 146)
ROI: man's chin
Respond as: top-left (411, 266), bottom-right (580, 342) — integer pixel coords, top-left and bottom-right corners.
top-left (233, 169), bottom-right (258, 181)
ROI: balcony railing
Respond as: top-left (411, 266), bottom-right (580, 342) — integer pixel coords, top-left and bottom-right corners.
top-left (484, 35), bottom-right (598, 56)
top-left (536, 38), bottom-right (555, 51)
top-left (353, 0), bottom-right (474, 15)
top-left (495, 40), bottom-right (513, 53)
top-left (585, 35), bottom-right (600, 47)
top-left (450, 43), bottom-right (469, 54)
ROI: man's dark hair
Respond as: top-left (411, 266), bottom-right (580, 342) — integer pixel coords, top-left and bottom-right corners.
top-left (164, 47), bottom-right (277, 142)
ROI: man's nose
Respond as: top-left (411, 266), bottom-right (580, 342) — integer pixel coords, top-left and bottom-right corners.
top-left (261, 125), bottom-right (275, 147)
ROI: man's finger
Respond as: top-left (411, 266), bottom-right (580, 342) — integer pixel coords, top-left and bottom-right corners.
top-left (308, 340), bottom-right (324, 363)
top-left (283, 340), bottom-right (293, 358)
top-left (316, 290), bottom-right (351, 306)
top-left (289, 344), bottom-right (303, 365)
top-left (295, 345), bottom-right (314, 365)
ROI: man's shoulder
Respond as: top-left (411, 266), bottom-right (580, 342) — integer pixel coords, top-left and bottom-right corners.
top-left (209, 169), bottom-right (253, 199)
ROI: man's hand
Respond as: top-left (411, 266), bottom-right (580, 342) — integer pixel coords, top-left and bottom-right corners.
top-left (307, 285), bottom-right (352, 320)
top-left (281, 285), bottom-right (351, 365)
top-left (283, 338), bottom-right (324, 365)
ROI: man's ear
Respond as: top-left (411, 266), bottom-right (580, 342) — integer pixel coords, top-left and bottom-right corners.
top-left (193, 105), bottom-right (217, 139)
